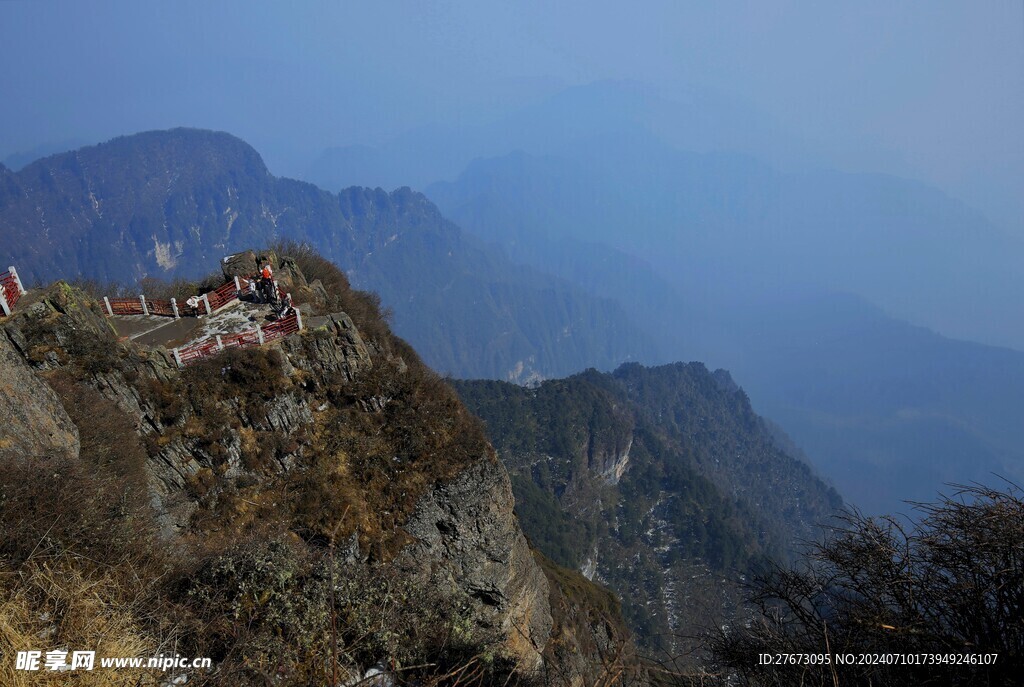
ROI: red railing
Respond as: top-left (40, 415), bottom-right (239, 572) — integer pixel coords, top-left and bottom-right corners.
top-left (101, 274), bottom-right (258, 319)
top-left (175, 338), bottom-right (221, 366)
top-left (1, 269), bottom-right (24, 314)
top-left (206, 281), bottom-right (240, 311)
top-left (101, 289), bottom-right (223, 319)
top-left (263, 312), bottom-right (301, 341)
top-left (107, 297), bottom-right (147, 316)
top-left (146, 299), bottom-right (177, 317)
top-left (99, 267), bottom-right (300, 323)
top-left (106, 297), bottom-right (177, 316)
top-left (101, 269), bottom-right (301, 366)
top-left (173, 312), bottom-right (302, 367)
top-left (220, 328), bottom-right (263, 349)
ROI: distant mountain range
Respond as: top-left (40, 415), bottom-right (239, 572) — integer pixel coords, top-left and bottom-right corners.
top-left (427, 147), bottom-right (1024, 513)
top-left (307, 80), bottom-right (1024, 349)
top-left (5, 126), bottom-right (1023, 515)
top-left (0, 128), bottom-right (654, 382)
top-left (427, 132), bottom-right (1024, 351)
top-left (305, 80), bottom-right (821, 194)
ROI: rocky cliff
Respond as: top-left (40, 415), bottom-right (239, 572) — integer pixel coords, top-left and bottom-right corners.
top-left (0, 250), bottom-right (636, 686)
top-left (0, 328), bottom-right (79, 461)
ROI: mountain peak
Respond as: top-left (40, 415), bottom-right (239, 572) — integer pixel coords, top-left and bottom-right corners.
top-left (34, 127), bottom-right (271, 178)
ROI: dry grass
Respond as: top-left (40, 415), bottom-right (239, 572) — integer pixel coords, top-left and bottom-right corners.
top-left (287, 356), bottom-right (491, 553)
top-left (0, 560), bottom-right (160, 686)
top-left (0, 373), bottom-right (176, 685)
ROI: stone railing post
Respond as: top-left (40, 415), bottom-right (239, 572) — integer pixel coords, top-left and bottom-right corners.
top-left (0, 289), bottom-right (10, 317)
top-left (170, 298), bottom-right (179, 319)
top-left (295, 307), bottom-right (303, 331)
top-left (215, 335), bottom-right (224, 350)
top-left (172, 348), bottom-right (183, 368)
top-left (103, 296), bottom-right (114, 316)
top-left (256, 325), bottom-right (265, 345)
top-left (140, 294), bottom-right (149, 316)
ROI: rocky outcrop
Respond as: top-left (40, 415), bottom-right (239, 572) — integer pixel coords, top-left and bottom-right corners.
top-left (562, 400), bottom-right (634, 509)
top-left (283, 311), bottom-right (372, 384)
top-left (0, 282), bottom-right (131, 461)
top-left (594, 435), bottom-right (632, 485)
top-left (2, 275), bottom-right (563, 678)
top-left (540, 563), bottom-right (644, 687)
top-left (402, 457), bottom-right (553, 670)
top-left (1, 283), bottom-right (115, 367)
top-left (0, 331), bottom-right (79, 461)
top-left (220, 249), bottom-right (263, 279)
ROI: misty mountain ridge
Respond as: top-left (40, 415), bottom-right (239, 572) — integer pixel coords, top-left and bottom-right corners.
top-left (428, 131), bottom-right (1024, 352)
top-left (305, 80), bottom-right (822, 193)
top-left (422, 127), bottom-right (1024, 514)
top-left (0, 128), bottom-right (655, 382)
top-left (307, 80), bottom-right (1022, 352)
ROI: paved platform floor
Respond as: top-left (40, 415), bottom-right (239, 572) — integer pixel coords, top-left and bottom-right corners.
top-left (110, 300), bottom-right (285, 350)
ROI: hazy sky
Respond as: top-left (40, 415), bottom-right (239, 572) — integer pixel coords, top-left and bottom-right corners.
top-left (2, 1), bottom-right (1021, 228)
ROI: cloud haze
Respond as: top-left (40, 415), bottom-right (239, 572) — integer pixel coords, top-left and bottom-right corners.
top-left (1, 1), bottom-right (1020, 229)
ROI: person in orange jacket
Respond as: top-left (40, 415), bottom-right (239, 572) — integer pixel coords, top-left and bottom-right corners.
top-left (258, 264), bottom-right (275, 302)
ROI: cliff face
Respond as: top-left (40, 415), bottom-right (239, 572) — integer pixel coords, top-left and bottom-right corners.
top-left (402, 459), bottom-right (552, 669)
top-left (0, 330), bottom-right (79, 461)
top-left (0, 254), bottom-right (631, 684)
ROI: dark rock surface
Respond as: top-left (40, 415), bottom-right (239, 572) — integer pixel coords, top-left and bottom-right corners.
top-left (402, 457), bottom-right (553, 670)
top-left (0, 331), bottom-right (79, 461)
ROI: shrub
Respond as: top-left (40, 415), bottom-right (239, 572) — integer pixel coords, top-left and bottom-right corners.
top-left (183, 535), bottom-right (519, 687)
top-left (2, 373), bottom-right (155, 566)
top-left (712, 484), bottom-right (1024, 686)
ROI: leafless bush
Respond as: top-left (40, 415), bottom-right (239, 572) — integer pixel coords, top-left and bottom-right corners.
top-left (710, 484), bottom-right (1024, 686)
